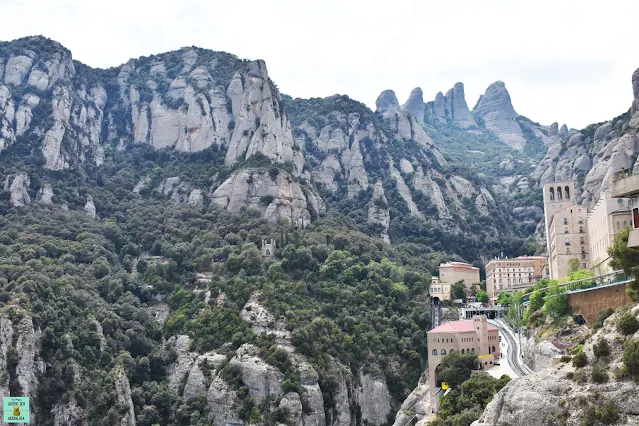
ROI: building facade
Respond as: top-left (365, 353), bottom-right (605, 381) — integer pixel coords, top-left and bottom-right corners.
top-left (430, 276), bottom-right (451, 301)
top-left (587, 190), bottom-right (631, 272)
top-left (486, 256), bottom-right (548, 303)
top-left (427, 315), bottom-right (500, 413)
top-left (542, 181), bottom-right (590, 279)
top-left (611, 168), bottom-right (639, 247)
top-left (439, 262), bottom-right (480, 290)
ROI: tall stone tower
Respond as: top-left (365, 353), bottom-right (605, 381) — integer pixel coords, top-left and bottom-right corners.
top-left (542, 180), bottom-right (589, 279)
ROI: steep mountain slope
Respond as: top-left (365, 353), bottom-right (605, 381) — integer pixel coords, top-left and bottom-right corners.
top-left (0, 35), bottom-right (533, 263)
top-left (474, 305), bottom-right (639, 426)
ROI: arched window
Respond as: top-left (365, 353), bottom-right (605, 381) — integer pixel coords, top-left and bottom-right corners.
top-left (488, 346), bottom-right (491, 354)
top-left (492, 346), bottom-right (496, 354)
top-left (557, 186), bottom-right (563, 199)
top-left (441, 349), bottom-right (447, 356)
top-left (565, 186), bottom-right (570, 199)
top-left (549, 187), bottom-right (555, 200)
top-left (471, 348), bottom-right (475, 353)
top-left (450, 349), bottom-right (455, 353)
top-left (461, 349), bottom-right (465, 354)
top-left (432, 349), bottom-right (438, 355)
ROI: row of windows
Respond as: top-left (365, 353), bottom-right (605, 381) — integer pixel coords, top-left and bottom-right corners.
top-left (434, 337), bottom-right (455, 343)
top-left (549, 186), bottom-right (571, 200)
top-left (461, 337), bottom-right (474, 342)
top-left (431, 346), bottom-right (497, 356)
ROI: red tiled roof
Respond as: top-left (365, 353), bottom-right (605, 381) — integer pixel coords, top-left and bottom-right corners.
top-left (428, 320), bottom-right (497, 334)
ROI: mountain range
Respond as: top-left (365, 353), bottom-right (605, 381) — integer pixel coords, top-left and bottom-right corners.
top-left (1, 35), bottom-right (639, 425)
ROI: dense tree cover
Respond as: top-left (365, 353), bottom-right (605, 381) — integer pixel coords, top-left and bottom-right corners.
top-left (0, 196), bottom-right (438, 423)
top-left (433, 352), bottom-right (511, 426)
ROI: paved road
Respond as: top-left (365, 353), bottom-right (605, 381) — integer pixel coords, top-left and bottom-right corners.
top-left (488, 319), bottom-right (533, 377)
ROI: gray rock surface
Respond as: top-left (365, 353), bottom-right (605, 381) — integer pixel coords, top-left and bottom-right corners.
top-left (4, 55), bottom-right (33, 85)
top-left (114, 367), bottom-right (136, 426)
top-left (560, 124), bottom-right (570, 139)
top-left (230, 344), bottom-right (283, 405)
top-left (473, 81), bottom-right (526, 150)
top-left (474, 306), bottom-right (639, 426)
top-left (355, 371), bottom-right (392, 426)
top-left (5, 172), bottom-right (31, 207)
top-left (445, 82), bottom-right (477, 129)
top-left (392, 369), bottom-right (432, 426)
top-left (402, 87), bottom-right (425, 120)
top-left (84, 196), bottom-right (96, 219)
top-left (211, 169), bottom-right (323, 223)
top-left (36, 183), bottom-right (54, 204)
top-left (367, 180), bottom-right (391, 243)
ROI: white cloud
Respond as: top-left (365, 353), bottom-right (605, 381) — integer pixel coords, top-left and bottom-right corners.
top-left (2, 0), bottom-right (639, 127)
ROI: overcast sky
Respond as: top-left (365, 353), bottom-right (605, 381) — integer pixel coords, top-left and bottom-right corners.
top-left (4, 0), bottom-right (639, 129)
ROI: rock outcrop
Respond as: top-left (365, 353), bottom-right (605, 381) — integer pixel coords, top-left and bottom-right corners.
top-left (5, 172), bottom-right (30, 207)
top-left (392, 369), bottom-right (433, 426)
top-left (355, 371), bottom-right (392, 425)
top-left (0, 316), bottom-right (43, 423)
top-left (402, 87), bottom-right (425, 120)
top-left (444, 82), bottom-right (477, 129)
top-left (114, 367), bottom-right (136, 426)
top-left (473, 81), bottom-right (526, 150)
top-left (211, 169), bottom-right (324, 224)
top-left (474, 306), bottom-right (639, 426)
top-left (367, 181), bottom-right (390, 243)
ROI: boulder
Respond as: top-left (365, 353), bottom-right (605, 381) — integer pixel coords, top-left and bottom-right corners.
top-left (230, 344), bottom-right (283, 405)
top-left (4, 55), bottom-right (33, 85)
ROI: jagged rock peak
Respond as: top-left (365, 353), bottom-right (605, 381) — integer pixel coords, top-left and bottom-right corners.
top-left (560, 123), bottom-right (570, 139)
top-left (473, 81), bottom-right (526, 150)
top-left (632, 67), bottom-right (639, 115)
top-left (375, 90), bottom-right (400, 113)
top-left (446, 82), bottom-right (476, 129)
top-left (549, 122), bottom-right (559, 136)
top-left (401, 87), bottom-right (425, 120)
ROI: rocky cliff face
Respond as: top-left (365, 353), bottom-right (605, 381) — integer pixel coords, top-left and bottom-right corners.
top-left (531, 67), bottom-right (639, 209)
top-left (0, 315), bottom-right (43, 423)
top-left (165, 295), bottom-right (397, 426)
top-left (472, 81), bottom-right (527, 151)
top-left (473, 305), bottom-right (639, 426)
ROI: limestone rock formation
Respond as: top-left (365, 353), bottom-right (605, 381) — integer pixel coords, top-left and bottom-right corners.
top-left (473, 81), bottom-right (526, 150)
top-left (560, 123), bottom-right (570, 139)
top-left (0, 316), bottom-right (43, 423)
top-left (355, 371), bottom-right (392, 425)
top-left (114, 367), bottom-right (136, 426)
top-left (211, 169), bottom-right (324, 224)
top-left (367, 181), bottom-right (391, 243)
top-left (474, 306), bottom-right (639, 426)
top-left (444, 82), bottom-right (477, 129)
top-left (392, 369), bottom-right (432, 426)
top-left (402, 87), bottom-right (425, 120)
top-left (84, 196), bottom-right (96, 219)
top-left (36, 183), bottom-right (54, 204)
top-left (5, 172), bottom-right (31, 207)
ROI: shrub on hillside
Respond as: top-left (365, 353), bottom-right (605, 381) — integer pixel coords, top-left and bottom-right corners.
top-left (593, 338), bottom-right (610, 358)
top-left (591, 362), bottom-right (609, 383)
top-left (580, 398), bottom-right (620, 426)
top-left (616, 312), bottom-right (639, 335)
top-left (622, 339), bottom-right (639, 378)
top-left (594, 307), bottom-right (614, 330)
top-left (572, 351), bottom-right (588, 368)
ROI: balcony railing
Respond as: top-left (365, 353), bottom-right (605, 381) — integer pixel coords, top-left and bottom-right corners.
top-left (613, 165), bottom-right (639, 182)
